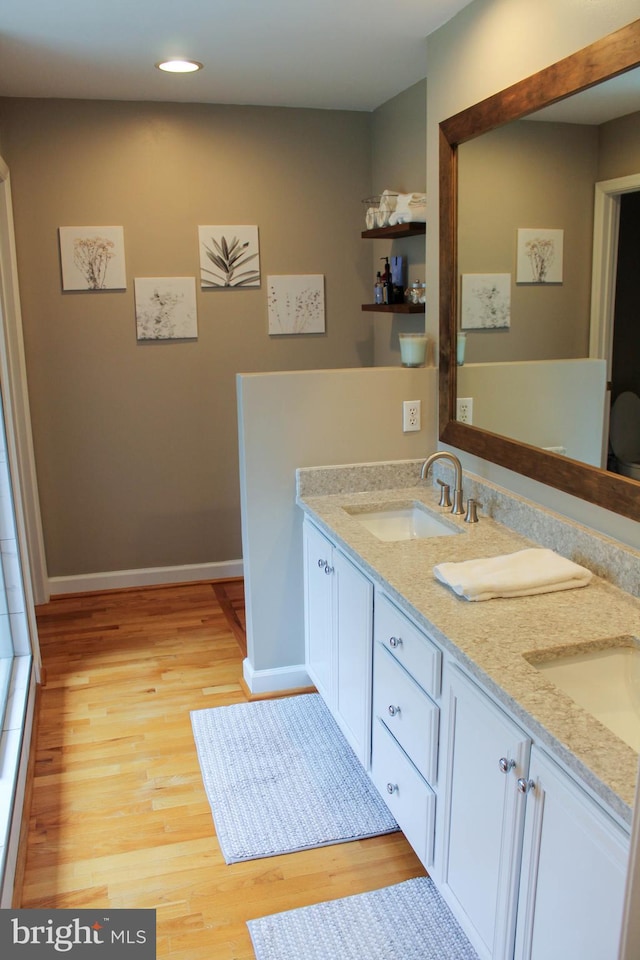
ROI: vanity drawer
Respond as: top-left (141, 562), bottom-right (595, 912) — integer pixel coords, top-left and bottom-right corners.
top-left (374, 592), bottom-right (442, 699)
top-left (371, 718), bottom-right (436, 868)
top-left (374, 642), bottom-right (439, 786)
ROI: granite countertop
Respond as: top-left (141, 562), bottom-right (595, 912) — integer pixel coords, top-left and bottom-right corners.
top-left (298, 478), bottom-right (640, 827)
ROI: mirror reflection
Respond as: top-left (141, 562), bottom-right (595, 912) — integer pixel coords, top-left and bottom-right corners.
top-left (455, 66), bottom-right (640, 478)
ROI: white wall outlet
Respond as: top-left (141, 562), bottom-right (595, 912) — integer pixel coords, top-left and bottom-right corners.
top-left (457, 397), bottom-right (474, 424)
top-left (402, 399), bottom-right (421, 432)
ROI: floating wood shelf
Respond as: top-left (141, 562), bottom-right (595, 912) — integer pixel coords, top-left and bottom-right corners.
top-left (361, 303), bottom-right (425, 314)
top-left (361, 222), bottom-right (426, 239)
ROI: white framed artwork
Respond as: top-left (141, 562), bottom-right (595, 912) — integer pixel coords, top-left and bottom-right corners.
top-left (516, 228), bottom-right (564, 283)
top-left (134, 277), bottom-right (198, 341)
top-left (461, 273), bottom-right (511, 330)
top-left (59, 226), bottom-right (126, 290)
top-left (267, 275), bottom-right (326, 335)
top-left (198, 225), bottom-right (260, 288)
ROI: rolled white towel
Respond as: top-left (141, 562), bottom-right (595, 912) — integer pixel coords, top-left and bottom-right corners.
top-left (365, 206), bottom-right (376, 230)
top-left (433, 548), bottom-right (592, 602)
top-left (375, 189), bottom-right (398, 227)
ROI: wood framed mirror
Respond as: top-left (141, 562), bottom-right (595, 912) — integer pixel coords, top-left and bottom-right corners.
top-left (439, 18), bottom-right (640, 522)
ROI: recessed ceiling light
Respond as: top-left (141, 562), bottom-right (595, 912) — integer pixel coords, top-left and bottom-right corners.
top-left (156, 59), bottom-right (203, 74)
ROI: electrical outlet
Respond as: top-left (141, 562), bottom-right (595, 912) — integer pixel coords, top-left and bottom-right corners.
top-left (457, 397), bottom-right (474, 424)
top-left (402, 400), bottom-right (421, 432)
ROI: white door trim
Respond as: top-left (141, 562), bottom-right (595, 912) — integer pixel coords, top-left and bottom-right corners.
top-left (0, 157), bottom-right (48, 621)
top-left (589, 171), bottom-right (640, 467)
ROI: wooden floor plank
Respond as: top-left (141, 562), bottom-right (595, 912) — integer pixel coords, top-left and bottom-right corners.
top-left (20, 579), bottom-right (425, 957)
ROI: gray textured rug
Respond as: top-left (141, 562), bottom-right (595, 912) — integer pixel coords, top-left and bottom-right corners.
top-left (191, 693), bottom-right (398, 863)
top-left (247, 876), bottom-right (480, 960)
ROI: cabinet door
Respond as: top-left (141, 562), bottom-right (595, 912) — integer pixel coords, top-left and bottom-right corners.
top-left (303, 519), bottom-right (334, 704)
top-left (334, 549), bottom-right (373, 767)
top-left (437, 665), bottom-right (531, 960)
top-left (515, 745), bottom-right (629, 960)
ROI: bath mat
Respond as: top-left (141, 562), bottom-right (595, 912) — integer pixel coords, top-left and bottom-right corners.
top-left (191, 693), bottom-right (398, 863)
top-left (247, 876), bottom-right (480, 960)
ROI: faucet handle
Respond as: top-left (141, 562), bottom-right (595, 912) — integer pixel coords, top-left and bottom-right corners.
top-left (436, 479), bottom-right (451, 508)
top-left (464, 498), bottom-right (483, 523)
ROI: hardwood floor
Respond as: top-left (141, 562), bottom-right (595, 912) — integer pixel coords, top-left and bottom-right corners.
top-left (19, 580), bottom-right (425, 958)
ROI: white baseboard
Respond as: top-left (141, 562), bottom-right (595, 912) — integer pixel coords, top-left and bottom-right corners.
top-left (47, 559), bottom-right (244, 597)
top-left (242, 657), bottom-right (311, 695)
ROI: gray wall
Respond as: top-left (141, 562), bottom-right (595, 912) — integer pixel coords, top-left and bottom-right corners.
top-left (370, 80), bottom-right (427, 367)
top-left (0, 98), bottom-right (374, 579)
top-left (458, 120), bottom-right (598, 363)
top-left (237, 367), bottom-right (436, 690)
top-left (598, 109), bottom-right (640, 181)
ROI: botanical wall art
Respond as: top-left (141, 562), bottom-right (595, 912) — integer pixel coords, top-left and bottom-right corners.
top-left (267, 275), bottom-right (326, 335)
top-left (198, 225), bottom-right (261, 288)
top-left (59, 226), bottom-right (127, 291)
top-left (516, 228), bottom-right (564, 283)
top-left (134, 277), bottom-right (198, 341)
top-left (461, 273), bottom-right (511, 330)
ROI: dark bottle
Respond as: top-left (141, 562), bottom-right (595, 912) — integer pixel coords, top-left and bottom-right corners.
top-left (380, 257), bottom-right (392, 304)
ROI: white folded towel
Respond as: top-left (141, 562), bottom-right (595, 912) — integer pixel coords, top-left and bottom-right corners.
top-left (389, 192), bottom-right (427, 225)
top-left (433, 548), bottom-right (592, 602)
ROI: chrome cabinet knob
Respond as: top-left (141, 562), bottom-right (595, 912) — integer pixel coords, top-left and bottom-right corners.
top-left (517, 777), bottom-right (535, 794)
top-left (317, 558), bottom-right (327, 569)
top-left (388, 705), bottom-right (401, 717)
top-left (388, 636), bottom-right (402, 649)
top-left (324, 564), bottom-right (334, 575)
top-left (386, 782), bottom-right (398, 794)
top-left (499, 757), bottom-right (516, 774)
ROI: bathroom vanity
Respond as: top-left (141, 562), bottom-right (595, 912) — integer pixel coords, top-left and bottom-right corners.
top-left (299, 460), bottom-right (638, 960)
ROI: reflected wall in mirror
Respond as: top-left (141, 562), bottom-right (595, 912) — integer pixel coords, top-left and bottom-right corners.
top-left (439, 18), bottom-right (640, 522)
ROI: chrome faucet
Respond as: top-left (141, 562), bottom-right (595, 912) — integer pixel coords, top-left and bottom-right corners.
top-left (420, 452), bottom-right (465, 515)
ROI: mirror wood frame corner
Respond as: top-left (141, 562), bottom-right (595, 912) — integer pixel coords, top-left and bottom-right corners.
top-left (439, 18), bottom-right (640, 523)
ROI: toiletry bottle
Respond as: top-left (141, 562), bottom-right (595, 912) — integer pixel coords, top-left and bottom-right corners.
top-left (380, 257), bottom-right (392, 304)
top-left (374, 272), bottom-right (383, 304)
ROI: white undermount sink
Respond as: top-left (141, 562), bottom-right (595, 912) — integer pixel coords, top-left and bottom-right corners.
top-left (344, 502), bottom-right (460, 542)
top-left (527, 638), bottom-right (640, 752)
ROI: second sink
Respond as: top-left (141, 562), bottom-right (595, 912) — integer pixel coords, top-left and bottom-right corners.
top-left (344, 502), bottom-right (460, 542)
top-left (526, 638), bottom-right (640, 752)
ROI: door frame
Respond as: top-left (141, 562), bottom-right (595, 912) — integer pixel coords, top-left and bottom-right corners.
top-left (589, 171), bottom-right (640, 468)
top-left (0, 157), bottom-right (47, 635)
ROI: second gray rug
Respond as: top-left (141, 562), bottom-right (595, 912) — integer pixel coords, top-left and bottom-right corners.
top-left (248, 876), bottom-right (480, 960)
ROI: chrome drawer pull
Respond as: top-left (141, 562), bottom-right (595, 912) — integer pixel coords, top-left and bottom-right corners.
top-left (324, 564), bottom-right (334, 575)
top-left (387, 705), bottom-right (401, 717)
top-left (517, 777), bottom-right (535, 794)
top-left (499, 757), bottom-right (516, 774)
top-left (317, 558), bottom-right (327, 569)
top-left (388, 636), bottom-right (402, 649)
top-left (386, 782), bottom-right (398, 794)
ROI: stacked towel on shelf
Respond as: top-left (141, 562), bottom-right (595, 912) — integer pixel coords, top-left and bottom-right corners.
top-left (389, 192), bottom-right (427, 225)
top-left (433, 548), bottom-right (592, 602)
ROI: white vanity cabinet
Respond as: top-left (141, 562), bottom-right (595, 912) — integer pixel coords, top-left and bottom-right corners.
top-left (303, 517), bottom-right (373, 767)
top-left (514, 745), bottom-right (629, 960)
top-left (437, 663), bottom-right (630, 960)
top-left (370, 591), bottom-right (441, 867)
top-left (437, 664), bottom-right (531, 960)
